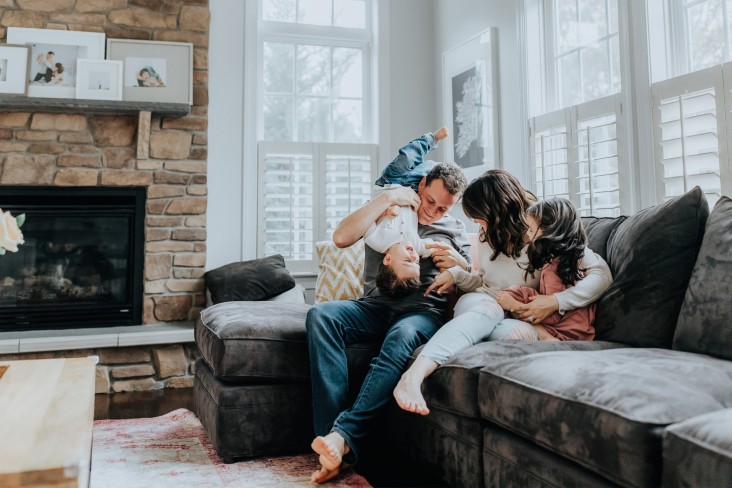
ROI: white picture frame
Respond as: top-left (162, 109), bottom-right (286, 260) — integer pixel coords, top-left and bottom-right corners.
top-left (7, 27), bottom-right (105, 99)
top-left (0, 44), bottom-right (31, 95)
top-left (76, 59), bottom-right (123, 101)
top-left (442, 28), bottom-right (501, 180)
top-left (106, 39), bottom-right (193, 105)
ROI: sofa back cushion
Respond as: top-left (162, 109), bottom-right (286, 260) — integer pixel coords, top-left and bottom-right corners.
top-left (673, 196), bottom-right (732, 359)
top-left (593, 187), bottom-right (709, 348)
top-left (581, 216), bottom-right (627, 261)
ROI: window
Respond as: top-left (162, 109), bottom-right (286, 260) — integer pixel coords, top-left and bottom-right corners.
top-left (525, 0), bottom-right (624, 215)
top-left (253, 0), bottom-right (378, 272)
top-left (531, 95), bottom-right (622, 216)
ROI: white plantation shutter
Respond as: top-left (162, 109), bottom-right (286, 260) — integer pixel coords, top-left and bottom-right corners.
top-left (574, 95), bottom-right (622, 216)
top-left (652, 64), bottom-right (730, 207)
top-left (259, 141), bottom-right (376, 273)
top-left (530, 95), bottom-right (623, 216)
top-left (531, 110), bottom-right (571, 200)
top-left (324, 148), bottom-right (373, 240)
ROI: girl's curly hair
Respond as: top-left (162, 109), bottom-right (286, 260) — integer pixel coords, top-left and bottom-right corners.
top-left (525, 197), bottom-right (587, 286)
top-left (461, 169), bottom-right (537, 260)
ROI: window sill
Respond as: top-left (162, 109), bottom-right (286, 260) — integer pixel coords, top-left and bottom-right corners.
top-left (0, 322), bottom-right (194, 355)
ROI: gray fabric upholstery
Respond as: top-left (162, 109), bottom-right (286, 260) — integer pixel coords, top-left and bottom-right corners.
top-left (663, 408), bottom-right (732, 487)
top-left (482, 421), bottom-right (618, 488)
top-left (385, 405), bottom-right (484, 488)
top-left (673, 196), bottom-right (732, 360)
top-left (193, 359), bottom-right (313, 460)
top-left (595, 187), bottom-right (709, 348)
top-left (195, 301), bottom-right (313, 381)
top-left (204, 254), bottom-right (296, 304)
top-left (416, 340), bottom-right (624, 418)
top-left (581, 215), bottom-right (627, 261)
top-left (479, 347), bottom-right (732, 487)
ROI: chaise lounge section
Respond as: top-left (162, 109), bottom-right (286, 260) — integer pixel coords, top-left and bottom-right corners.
top-left (193, 186), bottom-right (732, 486)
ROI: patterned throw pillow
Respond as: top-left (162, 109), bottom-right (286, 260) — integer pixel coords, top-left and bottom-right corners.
top-left (315, 240), bottom-right (364, 303)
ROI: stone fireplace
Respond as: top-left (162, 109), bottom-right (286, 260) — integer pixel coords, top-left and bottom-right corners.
top-left (0, 0), bottom-right (210, 393)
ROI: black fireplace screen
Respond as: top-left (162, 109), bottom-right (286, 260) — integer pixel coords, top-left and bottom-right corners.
top-left (0, 187), bottom-right (145, 331)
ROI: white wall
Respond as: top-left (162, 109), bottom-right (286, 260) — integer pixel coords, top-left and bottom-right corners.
top-left (206, 0), bottom-right (245, 270)
top-left (205, 0), bottom-right (518, 268)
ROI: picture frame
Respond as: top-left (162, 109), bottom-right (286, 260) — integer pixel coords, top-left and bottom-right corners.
top-left (442, 27), bottom-right (500, 179)
top-left (106, 39), bottom-right (193, 105)
top-left (7, 27), bottom-right (105, 99)
top-left (0, 44), bottom-right (31, 96)
top-left (76, 59), bottom-right (123, 101)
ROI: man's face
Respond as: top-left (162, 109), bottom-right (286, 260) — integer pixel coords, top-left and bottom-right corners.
top-left (416, 178), bottom-right (459, 225)
top-left (46, 53), bottom-right (54, 61)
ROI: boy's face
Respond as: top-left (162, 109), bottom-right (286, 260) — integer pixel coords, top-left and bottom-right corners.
top-left (383, 241), bottom-right (420, 281)
top-left (416, 178), bottom-right (459, 225)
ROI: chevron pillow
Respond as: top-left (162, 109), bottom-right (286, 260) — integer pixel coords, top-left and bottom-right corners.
top-left (315, 240), bottom-right (365, 303)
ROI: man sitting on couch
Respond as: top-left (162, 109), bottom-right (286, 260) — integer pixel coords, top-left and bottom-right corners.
top-left (306, 133), bottom-right (471, 483)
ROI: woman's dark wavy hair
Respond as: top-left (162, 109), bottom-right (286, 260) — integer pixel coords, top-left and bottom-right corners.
top-left (525, 197), bottom-right (587, 286)
top-left (461, 169), bottom-right (537, 260)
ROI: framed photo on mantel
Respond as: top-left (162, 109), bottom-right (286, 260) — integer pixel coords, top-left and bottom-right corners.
top-left (106, 38), bottom-right (193, 105)
top-left (7, 27), bottom-right (105, 99)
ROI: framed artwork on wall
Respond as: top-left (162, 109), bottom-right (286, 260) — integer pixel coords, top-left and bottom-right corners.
top-left (0, 44), bottom-right (31, 95)
top-left (106, 39), bottom-right (193, 105)
top-left (76, 59), bottom-right (123, 101)
top-left (442, 27), bottom-right (501, 180)
top-left (7, 27), bottom-right (106, 99)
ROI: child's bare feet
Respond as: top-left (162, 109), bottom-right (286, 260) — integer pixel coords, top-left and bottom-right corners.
top-left (393, 373), bottom-right (430, 415)
top-left (433, 126), bottom-right (449, 142)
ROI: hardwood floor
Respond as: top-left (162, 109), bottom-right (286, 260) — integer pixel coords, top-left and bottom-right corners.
top-left (94, 387), bottom-right (193, 421)
top-left (93, 388), bottom-right (446, 487)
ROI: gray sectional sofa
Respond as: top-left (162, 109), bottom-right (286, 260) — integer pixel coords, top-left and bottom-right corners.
top-left (193, 186), bottom-right (732, 487)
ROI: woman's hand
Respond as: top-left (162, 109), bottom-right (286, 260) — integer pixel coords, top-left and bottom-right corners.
top-left (426, 242), bottom-right (469, 272)
top-left (511, 294), bottom-right (559, 324)
top-left (424, 271), bottom-right (455, 296)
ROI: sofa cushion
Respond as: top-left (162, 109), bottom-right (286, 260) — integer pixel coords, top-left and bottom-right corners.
top-left (663, 408), bottom-right (732, 487)
top-left (314, 240), bottom-right (364, 303)
top-left (581, 216), bottom-right (626, 261)
top-left (417, 340), bottom-right (624, 419)
top-left (595, 186), bottom-right (708, 348)
top-left (204, 255), bottom-right (296, 304)
top-left (478, 348), bottom-right (732, 487)
top-left (195, 301), bottom-right (379, 383)
top-left (673, 196), bottom-right (732, 360)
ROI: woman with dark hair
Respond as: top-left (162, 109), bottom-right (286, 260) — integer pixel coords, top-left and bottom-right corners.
top-left (498, 197), bottom-right (596, 342)
top-left (393, 169), bottom-right (612, 415)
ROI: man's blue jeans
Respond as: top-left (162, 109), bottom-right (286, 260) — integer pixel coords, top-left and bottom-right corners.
top-left (306, 299), bottom-right (443, 464)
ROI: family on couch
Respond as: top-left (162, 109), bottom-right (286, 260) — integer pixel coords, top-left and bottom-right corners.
top-left (305, 129), bottom-right (613, 483)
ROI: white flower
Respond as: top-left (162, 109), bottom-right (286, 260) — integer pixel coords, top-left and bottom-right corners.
top-left (0, 209), bottom-right (25, 253)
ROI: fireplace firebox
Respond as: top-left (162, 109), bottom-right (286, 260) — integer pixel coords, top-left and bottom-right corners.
top-left (0, 186), bottom-right (145, 332)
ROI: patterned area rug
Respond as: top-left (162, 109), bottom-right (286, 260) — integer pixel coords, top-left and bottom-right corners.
top-left (91, 408), bottom-right (372, 487)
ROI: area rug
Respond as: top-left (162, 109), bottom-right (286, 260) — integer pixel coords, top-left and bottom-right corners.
top-left (91, 408), bottom-right (371, 487)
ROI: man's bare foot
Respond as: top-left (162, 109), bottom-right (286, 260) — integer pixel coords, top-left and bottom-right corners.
top-left (433, 126), bottom-right (448, 142)
top-left (393, 374), bottom-right (430, 415)
top-left (311, 462), bottom-right (353, 484)
top-left (311, 432), bottom-right (350, 471)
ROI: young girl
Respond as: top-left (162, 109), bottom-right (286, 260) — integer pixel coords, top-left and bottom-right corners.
top-left (497, 197), bottom-right (596, 342)
top-left (393, 170), bottom-right (612, 415)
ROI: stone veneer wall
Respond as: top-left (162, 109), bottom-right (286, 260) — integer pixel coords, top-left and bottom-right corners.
top-left (0, 0), bottom-right (210, 392)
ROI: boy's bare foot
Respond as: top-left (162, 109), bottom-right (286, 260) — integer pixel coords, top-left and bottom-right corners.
top-left (393, 374), bottom-right (430, 415)
top-left (433, 127), bottom-right (449, 142)
top-left (311, 432), bottom-right (350, 471)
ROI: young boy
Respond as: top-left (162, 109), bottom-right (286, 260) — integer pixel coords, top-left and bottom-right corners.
top-left (365, 127), bottom-right (449, 295)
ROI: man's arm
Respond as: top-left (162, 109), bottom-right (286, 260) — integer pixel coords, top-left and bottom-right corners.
top-left (332, 187), bottom-right (420, 248)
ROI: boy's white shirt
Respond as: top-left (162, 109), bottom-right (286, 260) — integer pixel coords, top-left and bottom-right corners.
top-left (363, 184), bottom-right (435, 256)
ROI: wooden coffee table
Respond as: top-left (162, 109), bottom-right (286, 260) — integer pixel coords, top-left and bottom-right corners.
top-left (0, 357), bottom-right (97, 488)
